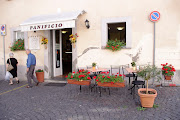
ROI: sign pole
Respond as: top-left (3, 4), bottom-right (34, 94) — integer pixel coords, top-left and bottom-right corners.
top-left (3, 36), bottom-right (6, 75)
top-left (1, 24), bottom-right (7, 75)
top-left (152, 22), bottom-right (156, 84)
top-left (149, 11), bottom-right (160, 85)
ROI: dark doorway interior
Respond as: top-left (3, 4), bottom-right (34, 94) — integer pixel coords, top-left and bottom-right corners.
top-left (62, 28), bottom-right (72, 75)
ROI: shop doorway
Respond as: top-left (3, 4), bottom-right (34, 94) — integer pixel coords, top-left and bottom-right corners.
top-left (52, 29), bottom-right (72, 77)
top-left (62, 28), bottom-right (72, 75)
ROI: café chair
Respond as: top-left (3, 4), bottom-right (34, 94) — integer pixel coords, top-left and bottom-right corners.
top-left (130, 73), bottom-right (145, 99)
top-left (110, 65), bottom-right (121, 75)
top-left (122, 64), bottom-right (134, 86)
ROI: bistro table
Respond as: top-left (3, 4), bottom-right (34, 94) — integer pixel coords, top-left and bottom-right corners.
top-left (86, 68), bottom-right (109, 73)
top-left (86, 68), bottom-right (109, 94)
top-left (125, 68), bottom-right (138, 73)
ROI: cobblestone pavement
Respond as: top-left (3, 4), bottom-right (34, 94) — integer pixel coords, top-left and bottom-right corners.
top-left (0, 80), bottom-right (180, 120)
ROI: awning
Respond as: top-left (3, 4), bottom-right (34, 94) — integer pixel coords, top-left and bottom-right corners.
top-left (20, 10), bottom-right (86, 31)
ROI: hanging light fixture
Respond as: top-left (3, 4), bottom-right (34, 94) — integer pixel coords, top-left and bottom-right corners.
top-left (85, 19), bottom-right (90, 29)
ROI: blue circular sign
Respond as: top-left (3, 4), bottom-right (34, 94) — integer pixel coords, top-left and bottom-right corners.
top-left (1, 25), bottom-right (5, 31)
top-left (150, 11), bottom-right (160, 22)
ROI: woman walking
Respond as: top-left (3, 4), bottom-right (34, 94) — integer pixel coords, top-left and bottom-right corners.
top-left (6, 53), bottom-right (19, 85)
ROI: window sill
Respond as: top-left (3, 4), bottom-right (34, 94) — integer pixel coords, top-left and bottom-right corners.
top-left (101, 46), bottom-right (131, 49)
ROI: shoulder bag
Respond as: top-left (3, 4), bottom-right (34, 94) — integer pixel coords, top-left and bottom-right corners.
top-left (7, 58), bottom-right (14, 71)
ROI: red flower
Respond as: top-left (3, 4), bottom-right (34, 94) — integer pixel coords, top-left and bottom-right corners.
top-left (78, 75), bottom-right (81, 78)
top-left (65, 75), bottom-right (68, 78)
top-left (165, 71), bottom-right (168, 73)
top-left (87, 77), bottom-right (91, 80)
top-left (117, 72), bottom-right (119, 74)
top-left (111, 82), bottom-right (114, 84)
top-left (107, 45), bottom-right (109, 47)
top-left (87, 72), bottom-right (90, 74)
top-left (166, 63), bottom-right (168, 65)
top-left (107, 72), bottom-right (109, 74)
top-left (73, 71), bottom-right (75, 73)
top-left (115, 75), bottom-right (117, 77)
top-left (79, 70), bottom-right (82, 72)
top-left (77, 72), bottom-right (79, 74)
top-left (71, 76), bottom-right (73, 78)
top-left (93, 76), bottom-right (96, 79)
top-left (123, 74), bottom-right (126, 77)
top-left (119, 74), bottom-right (122, 76)
top-left (102, 76), bottom-right (105, 78)
top-left (21, 43), bottom-right (23, 45)
top-left (107, 76), bottom-right (110, 78)
top-left (96, 79), bottom-right (99, 82)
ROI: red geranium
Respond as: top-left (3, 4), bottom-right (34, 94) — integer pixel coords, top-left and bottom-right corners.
top-left (161, 63), bottom-right (176, 76)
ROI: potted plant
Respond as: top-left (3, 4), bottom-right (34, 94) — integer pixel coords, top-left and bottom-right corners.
top-left (131, 61), bottom-right (136, 70)
top-left (10, 39), bottom-right (25, 51)
top-left (161, 63), bottom-right (176, 80)
top-left (35, 69), bottom-right (44, 82)
top-left (105, 39), bottom-right (125, 52)
top-left (41, 37), bottom-right (48, 49)
top-left (92, 62), bottom-right (97, 70)
top-left (137, 65), bottom-right (161, 108)
top-left (69, 33), bottom-right (78, 48)
top-left (66, 69), bottom-right (91, 86)
top-left (95, 72), bottom-right (125, 87)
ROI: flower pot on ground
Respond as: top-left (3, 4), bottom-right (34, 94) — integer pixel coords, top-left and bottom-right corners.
top-left (35, 69), bottom-right (44, 82)
top-left (138, 88), bottom-right (157, 108)
top-left (66, 69), bottom-right (91, 86)
top-left (161, 63), bottom-right (176, 80)
top-left (137, 65), bottom-right (161, 108)
top-left (95, 72), bottom-right (125, 87)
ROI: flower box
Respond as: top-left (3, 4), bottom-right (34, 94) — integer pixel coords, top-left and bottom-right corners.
top-left (97, 81), bottom-right (125, 87)
top-left (67, 79), bottom-right (91, 86)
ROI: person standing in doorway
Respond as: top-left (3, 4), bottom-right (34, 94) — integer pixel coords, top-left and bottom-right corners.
top-left (26, 49), bottom-right (39, 88)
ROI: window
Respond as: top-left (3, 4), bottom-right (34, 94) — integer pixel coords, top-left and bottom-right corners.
top-left (108, 22), bottom-right (126, 43)
top-left (10, 27), bottom-right (28, 49)
top-left (101, 17), bottom-right (132, 48)
top-left (15, 31), bottom-right (24, 40)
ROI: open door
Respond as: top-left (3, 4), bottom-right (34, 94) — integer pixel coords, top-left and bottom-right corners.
top-left (53, 30), bottom-right (62, 76)
top-left (62, 28), bottom-right (72, 75)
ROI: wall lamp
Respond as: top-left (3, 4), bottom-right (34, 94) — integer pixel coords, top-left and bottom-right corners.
top-left (85, 19), bottom-right (90, 29)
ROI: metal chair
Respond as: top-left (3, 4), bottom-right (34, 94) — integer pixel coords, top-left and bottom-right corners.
top-left (110, 65), bottom-right (121, 75)
top-left (122, 64), bottom-right (134, 86)
top-left (130, 73), bottom-right (145, 99)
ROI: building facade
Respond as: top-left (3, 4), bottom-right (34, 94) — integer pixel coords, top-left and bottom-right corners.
top-left (0, 0), bottom-right (180, 81)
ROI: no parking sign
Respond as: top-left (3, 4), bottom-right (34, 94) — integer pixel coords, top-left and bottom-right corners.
top-left (1, 24), bottom-right (6, 36)
top-left (149, 11), bottom-right (160, 22)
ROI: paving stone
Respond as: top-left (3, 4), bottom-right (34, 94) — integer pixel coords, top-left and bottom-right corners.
top-left (0, 80), bottom-right (180, 120)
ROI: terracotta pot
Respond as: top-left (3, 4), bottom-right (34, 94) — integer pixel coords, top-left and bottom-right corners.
top-left (67, 79), bottom-right (91, 86)
top-left (138, 88), bottom-right (157, 108)
top-left (35, 72), bottom-right (44, 82)
top-left (165, 75), bottom-right (172, 80)
top-left (98, 81), bottom-right (125, 87)
top-left (92, 67), bottom-right (96, 70)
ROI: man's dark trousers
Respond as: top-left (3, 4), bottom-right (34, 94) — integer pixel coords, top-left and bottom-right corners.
top-left (27, 65), bottom-right (38, 87)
